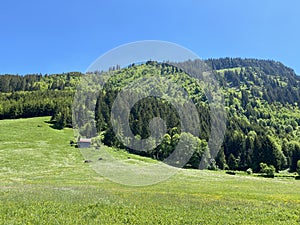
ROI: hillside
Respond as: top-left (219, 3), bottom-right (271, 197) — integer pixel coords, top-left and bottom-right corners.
top-left (0, 117), bottom-right (300, 224)
top-left (1, 58), bottom-right (300, 173)
top-left (92, 59), bottom-right (300, 172)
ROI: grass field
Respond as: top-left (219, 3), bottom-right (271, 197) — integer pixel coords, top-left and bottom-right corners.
top-left (1, 117), bottom-right (300, 224)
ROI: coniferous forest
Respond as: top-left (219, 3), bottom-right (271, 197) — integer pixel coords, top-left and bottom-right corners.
top-left (1, 58), bottom-right (300, 173)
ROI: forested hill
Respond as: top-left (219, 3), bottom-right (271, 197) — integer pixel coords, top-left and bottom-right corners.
top-left (1, 58), bottom-right (300, 173)
top-left (210, 58), bottom-right (300, 105)
top-left (0, 72), bottom-right (83, 92)
top-left (207, 58), bottom-right (297, 77)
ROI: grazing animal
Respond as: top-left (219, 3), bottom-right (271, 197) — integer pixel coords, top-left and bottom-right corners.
top-left (84, 160), bottom-right (92, 163)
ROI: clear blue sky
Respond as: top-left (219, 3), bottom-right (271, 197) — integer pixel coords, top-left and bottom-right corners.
top-left (1, 0), bottom-right (300, 74)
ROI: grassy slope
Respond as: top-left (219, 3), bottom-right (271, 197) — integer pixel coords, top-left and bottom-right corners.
top-left (0, 117), bottom-right (300, 224)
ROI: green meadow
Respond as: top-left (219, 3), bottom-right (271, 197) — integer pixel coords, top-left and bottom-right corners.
top-left (0, 117), bottom-right (300, 224)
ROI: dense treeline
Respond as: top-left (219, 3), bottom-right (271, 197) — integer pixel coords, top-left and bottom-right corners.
top-left (206, 57), bottom-right (297, 78)
top-left (0, 72), bottom-right (82, 92)
top-left (95, 88), bottom-right (211, 169)
top-left (217, 65), bottom-right (300, 105)
top-left (0, 90), bottom-right (72, 120)
top-left (1, 58), bottom-right (300, 172)
top-left (0, 72), bottom-right (82, 128)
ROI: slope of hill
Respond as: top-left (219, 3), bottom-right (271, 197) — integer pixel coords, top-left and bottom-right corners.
top-left (1, 58), bottom-right (300, 172)
top-left (0, 117), bottom-right (300, 224)
top-left (93, 59), bottom-right (300, 172)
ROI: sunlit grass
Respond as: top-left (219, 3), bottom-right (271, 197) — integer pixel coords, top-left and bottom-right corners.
top-left (0, 117), bottom-right (300, 224)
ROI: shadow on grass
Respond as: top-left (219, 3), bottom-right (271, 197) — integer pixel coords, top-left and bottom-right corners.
top-left (44, 120), bottom-right (64, 130)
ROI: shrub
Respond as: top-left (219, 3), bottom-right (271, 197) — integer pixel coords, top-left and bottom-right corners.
top-left (208, 160), bottom-right (218, 170)
top-left (259, 163), bottom-right (275, 177)
top-left (246, 168), bottom-right (253, 175)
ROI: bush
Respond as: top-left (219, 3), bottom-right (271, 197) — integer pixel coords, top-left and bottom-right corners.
top-left (208, 160), bottom-right (218, 170)
top-left (246, 168), bottom-right (253, 175)
top-left (259, 163), bottom-right (275, 176)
